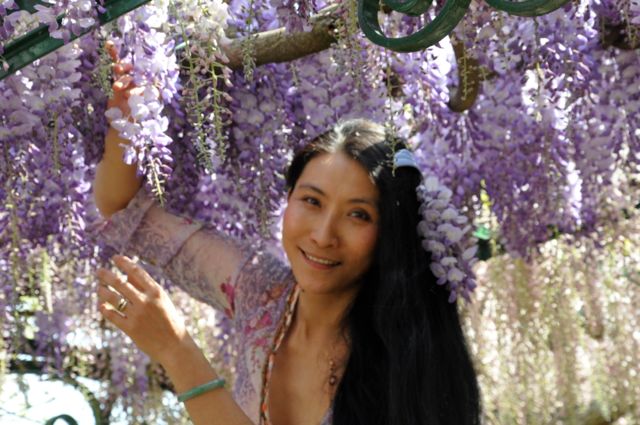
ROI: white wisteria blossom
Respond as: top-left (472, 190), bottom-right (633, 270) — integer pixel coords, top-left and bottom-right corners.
top-left (417, 176), bottom-right (477, 302)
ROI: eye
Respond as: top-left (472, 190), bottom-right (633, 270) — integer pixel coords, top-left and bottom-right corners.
top-left (349, 210), bottom-right (372, 221)
top-left (301, 196), bottom-right (320, 207)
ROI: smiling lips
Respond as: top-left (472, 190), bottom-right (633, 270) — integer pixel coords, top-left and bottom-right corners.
top-left (300, 249), bottom-right (341, 268)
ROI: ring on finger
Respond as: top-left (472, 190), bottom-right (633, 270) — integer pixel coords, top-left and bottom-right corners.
top-left (116, 297), bottom-right (129, 313)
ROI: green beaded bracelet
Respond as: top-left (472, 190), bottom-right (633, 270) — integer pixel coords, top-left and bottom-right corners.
top-left (177, 378), bottom-right (226, 402)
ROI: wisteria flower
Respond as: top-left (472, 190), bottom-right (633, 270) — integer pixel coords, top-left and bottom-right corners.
top-left (417, 176), bottom-right (478, 302)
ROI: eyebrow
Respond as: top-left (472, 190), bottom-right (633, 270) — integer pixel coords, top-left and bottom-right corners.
top-left (298, 183), bottom-right (378, 206)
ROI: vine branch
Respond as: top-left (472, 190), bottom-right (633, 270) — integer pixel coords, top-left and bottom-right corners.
top-left (448, 41), bottom-right (482, 112)
top-left (223, 5), bottom-right (339, 69)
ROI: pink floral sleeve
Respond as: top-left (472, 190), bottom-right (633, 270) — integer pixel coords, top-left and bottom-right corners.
top-left (98, 188), bottom-right (260, 318)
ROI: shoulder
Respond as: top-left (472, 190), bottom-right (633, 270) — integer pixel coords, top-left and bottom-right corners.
top-left (233, 244), bottom-right (295, 318)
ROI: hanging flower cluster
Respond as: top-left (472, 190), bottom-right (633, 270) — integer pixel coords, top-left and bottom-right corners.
top-left (417, 176), bottom-right (478, 302)
top-left (223, 64), bottom-right (296, 237)
top-left (1, 0), bottom-right (99, 49)
top-left (104, 2), bottom-right (180, 202)
top-left (632, 0), bottom-right (640, 24)
top-left (169, 0), bottom-right (232, 170)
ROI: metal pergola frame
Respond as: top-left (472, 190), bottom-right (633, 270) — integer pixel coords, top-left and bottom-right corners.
top-left (0, 0), bottom-right (150, 81)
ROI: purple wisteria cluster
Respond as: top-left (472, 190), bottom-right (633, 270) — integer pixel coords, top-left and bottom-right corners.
top-left (1, 0), bottom-right (101, 51)
top-left (417, 176), bottom-right (478, 302)
top-left (0, 37), bottom-right (107, 400)
top-left (106, 2), bottom-right (180, 201)
top-left (34, 0), bottom-right (100, 42)
top-left (0, 0), bottom-right (20, 58)
top-left (224, 64), bottom-right (296, 237)
top-left (632, 0), bottom-right (640, 23)
top-left (168, 0), bottom-right (232, 171)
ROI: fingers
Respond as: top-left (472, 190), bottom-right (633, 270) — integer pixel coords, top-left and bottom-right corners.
top-left (97, 284), bottom-right (129, 316)
top-left (99, 302), bottom-right (128, 328)
top-left (105, 40), bottom-right (118, 62)
top-left (104, 40), bottom-right (134, 91)
top-left (113, 62), bottom-right (133, 76)
top-left (113, 81), bottom-right (144, 101)
top-left (112, 255), bottom-right (160, 296)
top-left (96, 267), bottom-right (141, 303)
top-left (128, 86), bottom-right (145, 98)
top-left (113, 74), bottom-right (133, 91)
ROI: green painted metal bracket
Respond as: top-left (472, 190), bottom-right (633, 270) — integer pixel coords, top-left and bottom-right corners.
top-left (14, 0), bottom-right (42, 13)
top-left (0, 0), bottom-right (150, 81)
top-left (358, 0), bottom-right (571, 52)
top-left (358, 0), bottom-right (471, 53)
top-left (382, 0), bottom-right (433, 17)
top-left (484, 0), bottom-right (571, 17)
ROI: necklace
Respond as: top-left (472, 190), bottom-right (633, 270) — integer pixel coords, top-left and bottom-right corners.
top-left (258, 284), bottom-right (344, 425)
top-left (326, 334), bottom-right (347, 389)
top-left (328, 359), bottom-right (339, 386)
top-left (258, 285), bottom-right (299, 425)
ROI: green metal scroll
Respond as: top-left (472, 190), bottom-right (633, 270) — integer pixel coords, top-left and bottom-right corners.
top-left (484, 0), bottom-right (570, 16)
top-left (381, 0), bottom-right (433, 17)
top-left (358, 0), bottom-right (471, 53)
top-left (0, 0), bottom-right (150, 81)
top-left (358, 0), bottom-right (572, 52)
top-left (14, 0), bottom-right (42, 13)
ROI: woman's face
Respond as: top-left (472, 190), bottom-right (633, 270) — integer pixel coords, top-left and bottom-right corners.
top-left (282, 151), bottom-right (380, 295)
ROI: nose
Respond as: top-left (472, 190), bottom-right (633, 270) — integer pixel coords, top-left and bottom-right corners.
top-left (310, 212), bottom-right (339, 248)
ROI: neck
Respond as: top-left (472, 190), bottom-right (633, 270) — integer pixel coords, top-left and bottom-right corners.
top-left (290, 285), bottom-right (359, 349)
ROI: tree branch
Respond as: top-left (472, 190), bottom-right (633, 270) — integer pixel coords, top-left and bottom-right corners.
top-left (448, 41), bottom-right (482, 112)
top-left (223, 5), bottom-right (339, 70)
top-left (8, 349), bottom-right (174, 390)
top-left (222, 6), bottom-right (491, 113)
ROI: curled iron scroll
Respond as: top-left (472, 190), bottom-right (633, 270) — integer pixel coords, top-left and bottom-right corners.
top-left (358, 0), bottom-right (572, 52)
top-left (358, 0), bottom-right (470, 53)
top-left (484, 0), bottom-right (571, 16)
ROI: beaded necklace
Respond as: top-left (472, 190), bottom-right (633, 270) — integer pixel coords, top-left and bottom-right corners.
top-left (258, 284), bottom-right (340, 425)
top-left (258, 284), bottom-right (300, 425)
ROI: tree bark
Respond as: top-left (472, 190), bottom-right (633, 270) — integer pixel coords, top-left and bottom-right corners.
top-left (448, 41), bottom-right (482, 112)
top-left (223, 5), bottom-right (339, 69)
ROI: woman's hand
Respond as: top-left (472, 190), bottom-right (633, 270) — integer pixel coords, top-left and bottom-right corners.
top-left (95, 256), bottom-right (257, 425)
top-left (96, 255), bottom-right (190, 366)
top-left (93, 42), bottom-right (149, 219)
top-left (105, 41), bottom-right (144, 121)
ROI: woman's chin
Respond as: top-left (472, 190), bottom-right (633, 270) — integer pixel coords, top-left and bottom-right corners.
top-left (296, 279), bottom-right (361, 298)
top-left (297, 280), bottom-right (333, 294)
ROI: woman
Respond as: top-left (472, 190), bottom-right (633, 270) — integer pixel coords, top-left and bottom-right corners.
top-left (94, 49), bottom-right (481, 425)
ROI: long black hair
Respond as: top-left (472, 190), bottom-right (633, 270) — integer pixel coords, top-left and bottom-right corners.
top-left (285, 119), bottom-right (481, 425)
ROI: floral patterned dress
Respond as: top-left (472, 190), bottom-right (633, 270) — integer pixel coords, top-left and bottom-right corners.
top-left (98, 188), bottom-right (333, 425)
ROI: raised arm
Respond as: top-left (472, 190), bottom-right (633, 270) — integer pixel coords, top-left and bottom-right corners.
top-left (94, 126), bottom-right (143, 219)
top-left (94, 42), bottom-right (143, 219)
top-left (94, 42), bottom-right (249, 316)
top-left (100, 190), bottom-right (248, 316)
top-left (94, 74), bottom-right (253, 421)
